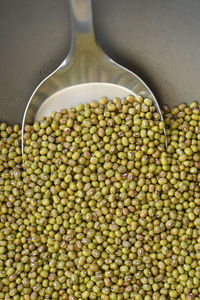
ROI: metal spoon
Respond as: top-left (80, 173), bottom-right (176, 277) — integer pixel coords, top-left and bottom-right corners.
top-left (22, 0), bottom-right (165, 148)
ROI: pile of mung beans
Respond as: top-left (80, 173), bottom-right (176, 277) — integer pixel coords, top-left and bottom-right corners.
top-left (0, 96), bottom-right (200, 300)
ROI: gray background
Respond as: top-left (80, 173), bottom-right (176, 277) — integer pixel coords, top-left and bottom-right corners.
top-left (0, 0), bottom-right (200, 125)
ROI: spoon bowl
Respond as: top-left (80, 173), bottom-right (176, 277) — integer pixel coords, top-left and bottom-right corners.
top-left (22, 0), bottom-right (165, 147)
top-left (35, 83), bottom-right (138, 121)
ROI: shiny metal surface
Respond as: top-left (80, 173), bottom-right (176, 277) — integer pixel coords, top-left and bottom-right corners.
top-left (22, 0), bottom-right (165, 148)
top-left (1, 0), bottom-right (200, 126)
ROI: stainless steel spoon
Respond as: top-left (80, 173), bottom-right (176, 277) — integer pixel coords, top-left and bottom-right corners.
top-left (22, 0), bottom-right (165, 148)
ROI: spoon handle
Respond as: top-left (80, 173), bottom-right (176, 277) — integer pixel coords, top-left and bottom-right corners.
top-left (69, 0), bottom-right (98, 52)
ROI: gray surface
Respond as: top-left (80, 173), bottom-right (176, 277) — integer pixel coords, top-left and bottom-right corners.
top-left (0, 0), bottom-right (200, 125)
